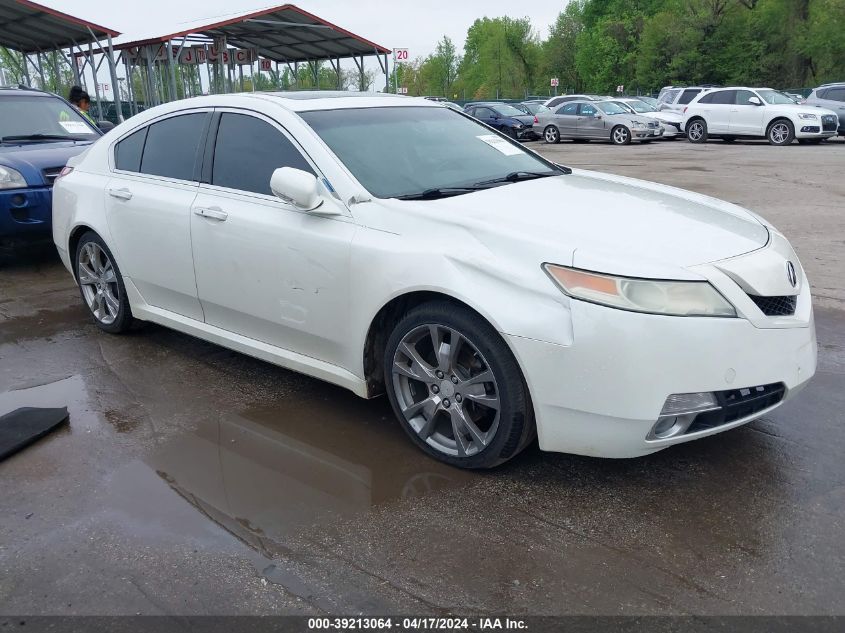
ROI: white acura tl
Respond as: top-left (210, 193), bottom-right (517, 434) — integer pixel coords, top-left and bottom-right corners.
top-left (52, 92), bottom-right (816, 468)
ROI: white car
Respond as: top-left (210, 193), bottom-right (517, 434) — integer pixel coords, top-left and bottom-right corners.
top-left (682, 87), bottom-right (839, 145)
top-left (52, 92), bottom-right (817, 468)
top-left (609, 98), bottom-right (684, 138)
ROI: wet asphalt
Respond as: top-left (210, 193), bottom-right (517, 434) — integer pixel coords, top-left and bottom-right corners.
top-left (0, 142), bottom-right (844, 616)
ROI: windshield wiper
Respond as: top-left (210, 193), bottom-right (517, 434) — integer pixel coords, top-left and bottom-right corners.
top-left (474, 169), bottom-right (568, 187)
top-left (1, 134), bottom-right (81, 143)
top-left (396, 187), bottom-right (483, 201)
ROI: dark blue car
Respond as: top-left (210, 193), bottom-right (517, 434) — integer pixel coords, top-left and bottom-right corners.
top-left (463, 102), bottom-right (539, 141)
top-left (0, 87), bottom-right (101, 254)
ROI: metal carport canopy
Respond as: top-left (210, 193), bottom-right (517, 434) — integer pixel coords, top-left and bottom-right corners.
top-left (0, 0), bottom-right (119, 53)
top-left (114, 4), bottom-right (391, 62)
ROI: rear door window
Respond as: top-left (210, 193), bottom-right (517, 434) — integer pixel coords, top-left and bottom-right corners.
top-left (114, 127), bottom-right (147, 172)
top-left (826, 87), bottom-right (845, 102)
top-left (678, 89), bottom-right (701, 105)
top-left (139, 113), bottom-right (208, 181)
top-left (710, 90), bottom-right (737, 105)
top-left (211, 113), bottom-right (313, 196)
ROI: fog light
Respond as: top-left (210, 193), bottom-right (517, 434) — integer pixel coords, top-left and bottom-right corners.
top-left (660, 392), bottom-right (718, 416)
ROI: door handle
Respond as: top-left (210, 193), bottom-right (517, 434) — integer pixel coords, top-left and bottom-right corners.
top-left (193, 206), bottom-right (228, 221)
top-left (108, 187), bottom-right (133, 201)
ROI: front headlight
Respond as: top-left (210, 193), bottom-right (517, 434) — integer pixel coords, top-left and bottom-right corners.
top-left (0, 165), bottom-right (27, 190)
top-left (797, 113), bottom-right (818, 120)
top-left (631, 121), bottom-right (645, 128)
top-left (543, 264), bottom-right (737, 317)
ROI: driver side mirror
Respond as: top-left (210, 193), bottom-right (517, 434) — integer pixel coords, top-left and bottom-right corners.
top-left (270, 167), bottom-right (324, 212)
top-left (594, 113), bottom-right (602, 119)
top-left (748, 96), bottom-right (762, 106)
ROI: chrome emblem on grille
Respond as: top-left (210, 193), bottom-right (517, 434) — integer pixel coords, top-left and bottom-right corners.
top-left (786, 261), bottom-right (797, 288)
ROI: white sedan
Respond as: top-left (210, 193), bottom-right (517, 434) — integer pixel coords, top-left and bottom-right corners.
top-left (52, 92), bottom-right (817, 468)
top-left (682, 87), bottom-right (839, 145)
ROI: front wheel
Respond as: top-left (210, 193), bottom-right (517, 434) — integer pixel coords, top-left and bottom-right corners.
top-left (75, 231), bottom-right (134, 334)
top-left (384, 302), bottom-right (534, 469)
top-left (611, 126), bottom-right (631, 145)
top-left (543, 126), bottom-right (560, 144)
top-left (687, 119), bottom-right (708, 143)
top-left (768, 120), bottom-right (795, 146)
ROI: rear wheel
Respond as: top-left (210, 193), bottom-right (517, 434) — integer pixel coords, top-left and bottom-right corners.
top-left (384, 302), bottom-right (534, 469)
top-left (768, 119), bottom-right (795, 146)
top-left (687, 119), bottom-right (708, 143)
top-left (611, 126), bottom-right (631, 145)
top-left (543, 126), bottom-right (560, 144)
top-left (74, 231), bottom-right (134, 334)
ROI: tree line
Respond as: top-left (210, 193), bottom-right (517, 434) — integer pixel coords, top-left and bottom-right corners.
top-left (397, 0), bottom-right (845, 99)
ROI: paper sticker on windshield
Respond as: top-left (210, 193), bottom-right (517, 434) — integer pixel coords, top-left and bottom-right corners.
top-left (476, 134), bottom-right (522, 156)
top-left (59, 121), bottom-right (91, 133)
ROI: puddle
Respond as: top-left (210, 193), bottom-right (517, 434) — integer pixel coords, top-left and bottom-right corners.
top-left (141, 395), bottom-right (473, 549)
top-left (0, 375), bottom-right (94, 430)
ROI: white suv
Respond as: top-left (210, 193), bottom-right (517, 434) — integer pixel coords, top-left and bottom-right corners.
top-left (682, 87), bottom-right (839, 146)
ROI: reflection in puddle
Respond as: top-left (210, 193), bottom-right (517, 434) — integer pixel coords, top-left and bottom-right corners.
top-left (0, 375), bottom-right (94, 430)
top-left (142, 395), bottom-right (473, 554)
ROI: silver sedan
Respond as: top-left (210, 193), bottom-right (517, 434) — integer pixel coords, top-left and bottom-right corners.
top-left (538, 100), bottom-right (664, 145)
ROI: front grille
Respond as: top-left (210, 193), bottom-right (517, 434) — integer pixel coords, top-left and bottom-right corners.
top-left (822, 115), bottom-right (837, 132)
top-left (686, 383), bottom-right (786, 433)
top-left (42, 167), bottom-right (63, 186)
top-left (647, 121), bottom-right (659, 128)
top-left (749, 294), bottom-right (797, 316)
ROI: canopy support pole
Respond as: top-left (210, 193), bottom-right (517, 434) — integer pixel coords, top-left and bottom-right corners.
top-left (105, 34), bottom-right (123, 121)
top-left (166, 40), bottom-right (178, 102)
top-left (87, 41), bottom-right (102, 119)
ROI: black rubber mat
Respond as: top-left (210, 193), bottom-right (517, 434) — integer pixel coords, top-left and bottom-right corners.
top-left (0, 407), bottom-right (69, 461)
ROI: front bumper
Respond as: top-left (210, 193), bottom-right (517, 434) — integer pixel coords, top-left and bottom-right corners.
top-left (0, 186), bottom-right (54, 249)
top-left (507, 283), bottom-right (816, 459)
top-left (515, 127), bottom-right (539, 141)
top-left (796, 116), bottom-right (838, 138)
top-left (634, 126), bottom-right (663, 140)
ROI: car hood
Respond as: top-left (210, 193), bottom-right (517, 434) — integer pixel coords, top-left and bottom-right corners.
top-left (0, 140), bottom-right (94, 177)
top-left (607, 113), bottom-right (658, 125)
top-left (509, 115), bottom-right (536, 126)
top-left (362, 170), bottom-right (769, 279)
top-left (766, 103), bottom-right (837, 116)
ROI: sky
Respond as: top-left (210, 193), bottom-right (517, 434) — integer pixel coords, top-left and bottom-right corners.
top-left (46, 0), bottom-right (565, 61)
top-left (35, 1), bottom-right (566, 100)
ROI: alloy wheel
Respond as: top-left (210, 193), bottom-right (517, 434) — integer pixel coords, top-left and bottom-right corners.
top-left (770, 122), bottom-right (790, 145)
top-left (77, 242), bottom-right (120, 325)
top-left (391, 324), bottom-right (501, 458)
top-left (688, 122), bottom-right (704, 141)
top-left (613, 127), bottom-right (630, 144)
top-left (544, 127), bottom-right (559, 143)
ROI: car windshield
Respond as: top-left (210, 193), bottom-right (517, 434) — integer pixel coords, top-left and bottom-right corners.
top-left (0, 94), bottom-right (98, 141)
top-left (492, 104), bottom-right (526, 117)
top-left (757, 89), bottom-right (797, 105)
top-left (596, 101), bottom-right (627, 115)
top-left (300, 106), bottom-right (561, 199)
top-left (637, 96), bottom-right (659, 107)
top-left (624, 100), bottom-right (655, 113)
top-left (610, 101), bottom-right (636, 113)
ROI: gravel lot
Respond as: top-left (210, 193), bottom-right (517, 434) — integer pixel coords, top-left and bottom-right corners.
top-left (1, 137), bottom-right (843, 617)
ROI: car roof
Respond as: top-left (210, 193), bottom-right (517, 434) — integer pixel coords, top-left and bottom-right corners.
top-left (0, 86), bottom-right (59, 98)
top-left (212, 91), bottom-right (440, 113)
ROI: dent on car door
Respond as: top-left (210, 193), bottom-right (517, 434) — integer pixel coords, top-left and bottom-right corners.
top-left (105, 111), bottom-right (209, 321)
top-left (554, 103), bottom-right (579, 136)
top-left (576, 103), bottom-right (603, 137)
top-left (190, 110), bottom-right (356, 365)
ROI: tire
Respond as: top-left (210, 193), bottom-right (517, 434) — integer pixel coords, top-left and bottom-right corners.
top-left (74, 231), bottom-right (134, 334)
top-left (611, 125), bottom-right (631, 145)
top-left (543, 125), bottom-right (560, 144)
top-left (767, 119), bottom-right (795, 146)
top-left (687, 118), bottom-right (708, 143)
top-left (505, 127), bottom-right (519, 140)
top-left (384, 301), bottom-right (535, 469)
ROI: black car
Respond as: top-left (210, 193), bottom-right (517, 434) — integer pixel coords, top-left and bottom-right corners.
top-left (463, 103), bottom-right (539, 141)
